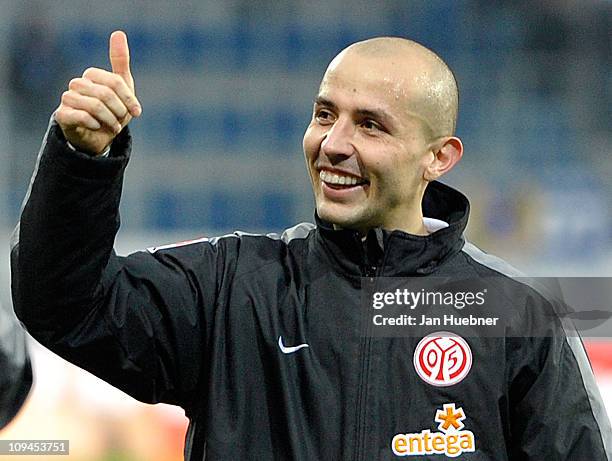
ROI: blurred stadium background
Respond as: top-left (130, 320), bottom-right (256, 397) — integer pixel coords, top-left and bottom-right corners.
top-left (0, 0), bottom-right (610, 459)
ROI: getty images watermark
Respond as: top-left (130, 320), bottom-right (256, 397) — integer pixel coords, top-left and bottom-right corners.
top-left (361, 277), bottom-right (612, 338)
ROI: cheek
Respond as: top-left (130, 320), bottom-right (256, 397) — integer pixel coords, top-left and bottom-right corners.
top-left (379, 152), bottom-right (424, 192)
top-left (398, 148), bottom-right (429, 174)
top-left (302, 124), bottom-right (320, 159)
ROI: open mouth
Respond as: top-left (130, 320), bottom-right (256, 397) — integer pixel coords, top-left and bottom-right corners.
top-left (319, 170), bottom-right (368, 189)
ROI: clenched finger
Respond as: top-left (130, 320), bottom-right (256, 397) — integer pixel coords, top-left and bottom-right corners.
top-left (81, 67), bottom-right (141, 116)
top-left (55, 106), bottom-right (102, 131)
top-left (69, 78), bottom-right (130, 121)
top-left (61, 91), bottom-right (122, 134)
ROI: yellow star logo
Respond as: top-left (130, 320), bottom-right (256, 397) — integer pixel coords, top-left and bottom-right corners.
top-left (434, 403), bottom-right (466, 432)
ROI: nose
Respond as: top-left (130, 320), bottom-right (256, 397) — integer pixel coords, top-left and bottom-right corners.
top-left (321, 117), bottom-right (355, 162)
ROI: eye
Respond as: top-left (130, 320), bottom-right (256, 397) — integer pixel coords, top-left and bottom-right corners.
top-left (361, 119), bottom-right (383, 132)
top-left (315, 109), bottom-right (334, 124)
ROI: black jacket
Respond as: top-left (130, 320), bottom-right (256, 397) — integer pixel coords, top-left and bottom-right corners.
top-left (0, 299), bottom-right (32, 430)
top-left (11, 120), bottom-right (612, 460)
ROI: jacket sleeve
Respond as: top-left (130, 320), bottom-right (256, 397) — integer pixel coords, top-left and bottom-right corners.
top-left (0, 300), bottom-right (32, 430)
top-left (10, 117), bottom-right (235, 410)
top-left (507, 295), bottom-right (612, 460)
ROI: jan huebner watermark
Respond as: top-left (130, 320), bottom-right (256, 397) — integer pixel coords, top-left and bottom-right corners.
top-left (368, 285), bottom-right (503, 337)
top-left (371, 287), bottom-right (497, 327)
top-left (362, 277), bottom-right (612, 338)
top-left (0, 440), bottom-right (69, 455)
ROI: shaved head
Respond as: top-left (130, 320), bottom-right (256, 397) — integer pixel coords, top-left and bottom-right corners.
top-left (304, 37), bottom-right (464, 234)
top-left (325, 37), bottom-right (459, 138)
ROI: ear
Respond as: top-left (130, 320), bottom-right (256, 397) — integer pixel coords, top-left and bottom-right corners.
top-left (423, 136), bottom-right (463, 181)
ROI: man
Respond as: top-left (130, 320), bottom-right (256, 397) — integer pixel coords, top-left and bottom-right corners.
top-left (0, 300), bottom-right (32, 430)
top-left (11, 31), bottom-right (611, 460)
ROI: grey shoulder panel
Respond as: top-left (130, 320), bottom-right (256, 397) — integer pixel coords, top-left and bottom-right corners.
top-left (461, 241), bottom-right (526, 278)
top-left (10, 116), bottom-right (56, 251)
top-left (266, 222), bottom-right (316, 244)
top-left (462, 241), bottom-right (612, 458)
top-left (147, 223), bottom-right (316, 254)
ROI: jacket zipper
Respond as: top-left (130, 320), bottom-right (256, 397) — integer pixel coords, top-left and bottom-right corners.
top-left (354, 233), bottom-right (380, 461)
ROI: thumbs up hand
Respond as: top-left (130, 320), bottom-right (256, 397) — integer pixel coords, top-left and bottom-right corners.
top-left (56, 31), bottom-right (142, 155)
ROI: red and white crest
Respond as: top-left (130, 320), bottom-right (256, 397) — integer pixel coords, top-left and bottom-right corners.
top-left (413, 332), bottom-right (472, 387)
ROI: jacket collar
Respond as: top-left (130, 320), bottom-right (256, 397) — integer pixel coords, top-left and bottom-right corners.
top-left (313, 181), bottom-right (469, 276)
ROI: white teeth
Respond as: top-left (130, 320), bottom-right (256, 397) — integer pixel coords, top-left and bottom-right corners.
top-left (319, 170), bottom-right (362, 186)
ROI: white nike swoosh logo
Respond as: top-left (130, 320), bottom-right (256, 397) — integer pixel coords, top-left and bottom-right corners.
top-left (278, 336), bottom-right (309, 354)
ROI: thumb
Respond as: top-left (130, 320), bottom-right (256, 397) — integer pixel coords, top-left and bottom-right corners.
top-left (109, 30), bottom-right (133, 89)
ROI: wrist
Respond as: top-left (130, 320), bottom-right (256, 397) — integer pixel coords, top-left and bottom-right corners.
top-left (66, 140), bottom-right (111, 158)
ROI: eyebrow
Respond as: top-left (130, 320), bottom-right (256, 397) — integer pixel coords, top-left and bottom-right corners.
top-left (314, 96), bottom-right (395, 127)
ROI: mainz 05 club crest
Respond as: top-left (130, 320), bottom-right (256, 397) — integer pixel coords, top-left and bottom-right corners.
top-left (413, 332), bottom-right (472, 387)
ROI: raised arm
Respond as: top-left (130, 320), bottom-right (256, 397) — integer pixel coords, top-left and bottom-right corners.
top-left (10, 31), bottom-right (226, 410)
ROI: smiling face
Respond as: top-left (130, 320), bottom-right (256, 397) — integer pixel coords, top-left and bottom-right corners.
top-left (303, 41), bottom-right (457, 235)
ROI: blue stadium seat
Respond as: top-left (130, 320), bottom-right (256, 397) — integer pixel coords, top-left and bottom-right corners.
top-left (176, 25), bottom-right (207, 68)
top-left (61, 26), bottom-right (106, 66)
top-left (208, 190), bottom-right (293, 231)
top-left (273, 109), bottom-right (300, 148)
top-left (168, 109), bottom-right (195, 150)
top-left (209, 190), bottom-right (251, 230)
top-left (148, 190), bottom-right (180, 230)
top-left (126, 25), bottom-right (156, 67)
top-left (222, 109), bottom-right (243, 147)
top-left (262, 192), bottom-right (293, 230)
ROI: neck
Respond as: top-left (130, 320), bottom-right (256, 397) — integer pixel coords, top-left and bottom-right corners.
top-left (334, 213), bottom-right (429, 236)
top-left (381, 212), bottom-right (429, 236)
